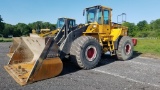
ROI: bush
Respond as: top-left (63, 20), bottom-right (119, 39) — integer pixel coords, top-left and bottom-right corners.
top-left (0, 38), bottom-right (12, 42)
top-left (135, 31), bottom-right (148, 37)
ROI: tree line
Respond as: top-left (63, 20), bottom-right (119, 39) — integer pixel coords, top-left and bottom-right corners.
top-left (0, 15), bottom-right (160, 38)
top-left (123, 19), bottom-right (160, 38)
top-left (0, 15), bottom-right (56, 38)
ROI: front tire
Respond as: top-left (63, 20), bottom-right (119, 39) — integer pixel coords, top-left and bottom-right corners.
top-left (116, 36), bottom-right (134, 60)
top-left (70, 36), bottom-right (102, 69)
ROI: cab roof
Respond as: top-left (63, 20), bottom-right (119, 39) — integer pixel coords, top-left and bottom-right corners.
top-left (85, 5), bottom-right (112, 11)
top-left (58, 17), bottom-right (75, 20)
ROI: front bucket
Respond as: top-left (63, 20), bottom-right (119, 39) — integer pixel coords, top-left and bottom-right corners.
top-left (7, 37), bottom-right (21, 58)
top-left (4, 37), bottom-right (63, 86)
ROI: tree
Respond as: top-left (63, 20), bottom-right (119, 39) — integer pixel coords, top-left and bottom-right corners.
top-left (137, 20), bottom-right (149, 31)
top-left (0, 15), bottom-right (4, 34)
top-left (149, 19), bottom-right (160, 37)
top-left (150, 19), bottom-right (160, 31)
top-left (3, 24), bottom-right (14, 37)
top-left (15, 23), bottom-right (31, 36)
top-left (43, 22), bottom-right (56, 30)
top-left (122, 22), bottom-right (137, 37)
top-left (50, 24), bottom-right (56, 30)
top-left (28, 21), bottom-right (56, 31)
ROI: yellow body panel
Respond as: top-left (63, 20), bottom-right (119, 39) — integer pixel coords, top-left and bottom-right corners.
top-left (39, 29), bottom-right (58, 37)
top-left (31, 29), bottom-right (58, 37)
top-left (110, 29), bottom-right (122, 41)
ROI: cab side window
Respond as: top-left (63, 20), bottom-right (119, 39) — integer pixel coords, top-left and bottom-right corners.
top-left (68, 20), bottom-right (76, 31)
top-left (97, 10), bottom-right (102, 24)
top-left (103, 10), bottom-right (109, 24)
top-left (69, 20), bottom-right (73, 28)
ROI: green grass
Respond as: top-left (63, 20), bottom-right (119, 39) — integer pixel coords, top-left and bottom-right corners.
top-left (134, 38), bottom-right (160, 59)
top-left (0, 38), bottom-right (12, 42)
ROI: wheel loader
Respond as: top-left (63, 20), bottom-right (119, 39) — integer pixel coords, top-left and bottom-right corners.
top-left (4, 5), bottom-right (137, 86)
top-left (7, 17), bottom-right (76, 58)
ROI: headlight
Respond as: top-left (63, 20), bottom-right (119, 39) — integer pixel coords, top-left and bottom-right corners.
top-left (92, 24), bottom-right (97, 29)
top-left (57, 29), bottom-right (60, 31)
top-left (93, 25), bottom-right (97, 28)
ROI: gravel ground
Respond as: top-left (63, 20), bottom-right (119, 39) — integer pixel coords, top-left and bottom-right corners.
top-left (0, 42), bottom-right (160, 90)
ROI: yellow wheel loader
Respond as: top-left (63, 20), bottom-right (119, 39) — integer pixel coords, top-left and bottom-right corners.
top-left (4, 5), bottom-right (137, 86)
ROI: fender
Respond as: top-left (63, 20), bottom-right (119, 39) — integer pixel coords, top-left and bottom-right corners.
top-left (59, 25), bottom-right (89, 59)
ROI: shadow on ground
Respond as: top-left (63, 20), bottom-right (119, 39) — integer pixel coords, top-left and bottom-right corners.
top-left (60, 55), bottom-right (117, 76)
top-left (60, 51), bottom-right (142, 76)
top-left (132, 51), bottom-right (142, 58)
top-left (60, 60), bottom-right (80, 76)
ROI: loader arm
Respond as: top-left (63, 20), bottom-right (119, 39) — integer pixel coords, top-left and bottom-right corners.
top-left (59, 25), bottom-right (89, 58)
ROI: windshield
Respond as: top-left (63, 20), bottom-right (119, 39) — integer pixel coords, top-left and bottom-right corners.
top-left (56, 18), bottom-right (65, 29)
top-left (85, 7), bottom-right (98, 23)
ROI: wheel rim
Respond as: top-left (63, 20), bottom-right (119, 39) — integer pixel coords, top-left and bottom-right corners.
top-left (85, 46), bottom-right (97, 61)
top-left (125, 44), bottom-right (131, 55)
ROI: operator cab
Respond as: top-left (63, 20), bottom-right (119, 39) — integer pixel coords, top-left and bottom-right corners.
top-left (56, 18), bottom-right (76, 31)
top-left (83, 5), bottom-right (112, 34)
top-left (84, 5), bottom-right (112, 25)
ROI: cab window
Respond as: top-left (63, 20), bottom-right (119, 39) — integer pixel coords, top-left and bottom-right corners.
top-left (103, 10), bottom-right (109, 24)
top-left (97, 10), bottom-right (102, 24)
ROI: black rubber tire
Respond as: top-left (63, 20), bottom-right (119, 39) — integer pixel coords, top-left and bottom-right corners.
top-left (116, 36), bottom-right (134, 60)
top-left (70, 36), bottom-right (102, 69)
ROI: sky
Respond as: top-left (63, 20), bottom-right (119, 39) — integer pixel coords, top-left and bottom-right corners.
top-left (0, 0), bottom-right (160, 25)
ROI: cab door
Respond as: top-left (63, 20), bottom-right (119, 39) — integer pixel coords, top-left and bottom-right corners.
top-left (102, 9), bottom-right (111, 36)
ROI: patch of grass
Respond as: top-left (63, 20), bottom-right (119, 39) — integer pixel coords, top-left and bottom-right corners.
top-left (0, 38), bottom-right (12, 42)
top-left (134, 38), bottom-right (160, 59)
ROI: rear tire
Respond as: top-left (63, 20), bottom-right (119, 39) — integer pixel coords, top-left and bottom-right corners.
top-left (116, 36), bottom-right (133, 60)
top-left (70, 36), bottom-right (101, 69)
